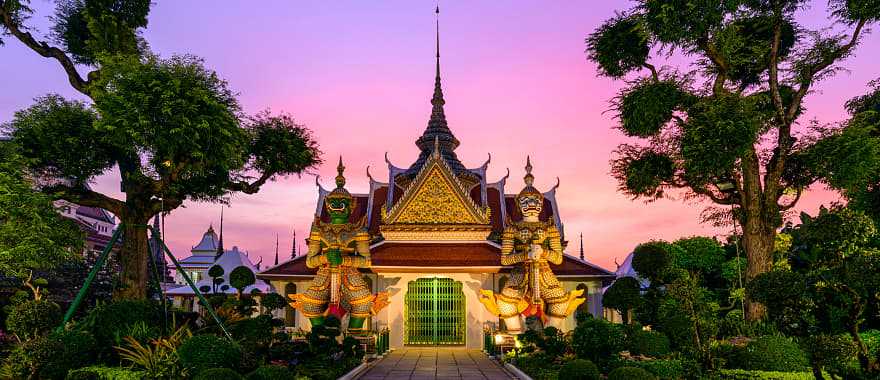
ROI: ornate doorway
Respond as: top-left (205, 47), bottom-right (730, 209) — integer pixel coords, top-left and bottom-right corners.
top-left (404, 278), bottom-right (466, 345)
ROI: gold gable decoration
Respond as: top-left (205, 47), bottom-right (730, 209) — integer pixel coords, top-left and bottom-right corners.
top-left (380, 141), bottom-right (491, 241)
top-left (393, 166), bottom-right (484, 224)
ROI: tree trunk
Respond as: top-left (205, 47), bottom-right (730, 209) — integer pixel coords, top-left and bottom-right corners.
top-left (741, 198), bottom-right (776, 321)
top-left (114, 215), bottom-right (151, 300)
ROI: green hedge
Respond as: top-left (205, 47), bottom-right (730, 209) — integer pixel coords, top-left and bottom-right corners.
top-left (178, 335), bottom-right (242, 375)
top-left (65, 366), bottom-right (145, 380)
top-left (628, 330), bottom-right (671, 357)
top-left (625, 359), bottom-right (684, 380)
top-left (608, 366), bottom-right (657, 380)
top-left (712, 369), bottom-right (818, 380)
top-left (194, 368), bottom-right (243, 380)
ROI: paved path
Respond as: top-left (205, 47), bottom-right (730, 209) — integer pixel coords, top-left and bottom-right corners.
top-left (356, 348), bottom-right (518, 380)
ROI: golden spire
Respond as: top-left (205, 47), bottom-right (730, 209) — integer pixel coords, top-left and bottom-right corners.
top-left (335, 156), bottom-right (346, 189)
top-left (524, 155), bottom-right (535, 187)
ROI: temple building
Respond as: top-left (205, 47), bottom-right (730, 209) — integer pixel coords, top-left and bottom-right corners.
top-left (170, 225), bottom-right (273, 312)
top-left (257, 23), bottom-right (615, 348)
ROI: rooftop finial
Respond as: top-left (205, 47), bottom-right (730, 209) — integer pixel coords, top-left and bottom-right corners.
top-left (216, 207), bottom-right (225, 259)
top-left (432, 4), bottom-right (444, 108)
top-left (335, 156), bottom-right (346, 189)
top-left (524, 156), bottom-right (535, 187)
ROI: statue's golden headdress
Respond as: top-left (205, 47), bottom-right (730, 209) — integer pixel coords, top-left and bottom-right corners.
top-left (325, 156), bottom-right (353, 201)
top-left (516, 156), bottom-right (544, 202)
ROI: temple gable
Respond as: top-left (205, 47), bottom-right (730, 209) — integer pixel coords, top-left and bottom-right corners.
top-left (380, 145), bottom-right (491, 241)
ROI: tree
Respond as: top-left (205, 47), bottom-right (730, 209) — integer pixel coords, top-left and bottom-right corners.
top-left (208, 265), bottom-right (224, 293)
top-left (0, 148), bottom-right (83, 297)
top-left (587, 0), bottom-right (878, 320)
top-left (229, 266), bottom-right (255, 299)
top-left (603, 276), bottom-right (642, 324)
top-left (260, 292), bottom-right (286, 316)
top-left (0, 1), bottom-right (321, 299)
top-left (749, 207), bottom-right (880, 377)
top-left (812, 82), bottom-right (880, 223)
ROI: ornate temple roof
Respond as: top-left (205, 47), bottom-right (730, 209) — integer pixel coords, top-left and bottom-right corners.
top-left (191, 225), bottom-right (220, 254)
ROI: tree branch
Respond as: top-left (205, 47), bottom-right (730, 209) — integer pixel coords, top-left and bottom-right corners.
top-left (43, 183), bottom-right (125, 216)
top-left (778, 187), bottom-right (802, 211)
top-left (787, 18), bottom-right (867, 124)
top-left (228, 171), bottom-right (274, 195)
top-left (767, 12), bottom-right (787, 124)
top-left (0, 6), bottom-right (91, 96)
top-left (643, 62), bottom-right (659, 82)
top-left (697, 38), bottom-right (729, 95)
top-left (693, 185), bottom-right (737, 205)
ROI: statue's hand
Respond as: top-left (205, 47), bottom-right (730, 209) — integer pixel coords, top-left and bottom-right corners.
top-left (326, 250), bottom-right (343, 266)
top-left (528, 244), bottom-right (543, 260)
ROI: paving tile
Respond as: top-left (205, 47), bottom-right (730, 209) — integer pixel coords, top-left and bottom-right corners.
top-left (356, 348), bottom-right (516, 380)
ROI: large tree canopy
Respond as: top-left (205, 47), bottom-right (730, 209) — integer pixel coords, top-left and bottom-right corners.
top-left (586, 0), bottom-right (878, 319)
top-left (0, 0), bottom-right (322, 299)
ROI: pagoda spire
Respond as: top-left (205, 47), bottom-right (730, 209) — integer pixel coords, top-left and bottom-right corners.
top-left (215, 207), bottom-right (225, 259)
top-left (274, 233), bottom-right (280, 266)
top-left (579, 232), bottom-right (585, 261)
top-left (406, 5), bottom-right (470, 178)
top-left (291, 230), bottom-right (297, 258)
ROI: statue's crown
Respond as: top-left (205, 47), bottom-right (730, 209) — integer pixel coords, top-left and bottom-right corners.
top-left (326, 156), bottom-right (352, 200)
top-left (516, 156), bottom-right (544, 201)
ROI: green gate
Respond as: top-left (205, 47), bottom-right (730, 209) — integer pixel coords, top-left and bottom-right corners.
top-left (404, 278), bottom-right (466, 345)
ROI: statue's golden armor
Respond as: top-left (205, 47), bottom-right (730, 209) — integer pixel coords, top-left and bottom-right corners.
top-left (289, 157), bottom-right (388, 332)
top-left (296, 220), bottom-right (375, 319)
top-left (479, 157), bottom-right (584, 331)
top-left (495, 220), bottom-right (581, 319)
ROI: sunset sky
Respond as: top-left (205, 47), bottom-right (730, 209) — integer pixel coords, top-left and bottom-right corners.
top-left (2, 1), bottom-right (877, 270)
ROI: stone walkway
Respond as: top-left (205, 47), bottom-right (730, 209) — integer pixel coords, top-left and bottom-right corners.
top-left (356, 348), bottom-right (518, 380)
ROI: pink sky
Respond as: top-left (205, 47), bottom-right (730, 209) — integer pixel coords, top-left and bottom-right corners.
top-left (2, 1), bottom-right (876, 270)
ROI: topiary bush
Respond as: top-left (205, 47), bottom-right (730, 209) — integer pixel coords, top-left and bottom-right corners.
top-left (728, 335), bottom-right (809, 372)
top-left (628, 330), bottom-right (671, 357)
top-left (715, 369), bottom-right (816, 379)
top-left (5, 299), bottom-right (62, 340)
top-left (608, 366), bottom-right (657, 380)
top-left (194, 367), bottom-right (243, 380)
top-left (178, 334), bottom-right (242, 376)
top-left (558, 359), bottom-right (600, 380)
top-left (245, 365), bottom-right (292, 380)
top-left (572, 315), bottom-right (626, 369)
top-left (625, 359), bottom-right (685, 380)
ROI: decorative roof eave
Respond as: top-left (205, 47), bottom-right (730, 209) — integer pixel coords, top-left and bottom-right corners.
top-left (314, 175), bottom-right (330, 216)
top-left (366, 165), bottom-right (387, 227)
top-left (544, 177), bottom-right (564, 239)
top-left (382, 140), bottom-right (489, 225)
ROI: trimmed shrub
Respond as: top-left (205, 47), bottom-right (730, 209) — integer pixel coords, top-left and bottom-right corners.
top-left (628, 330), bottom-right (671, 357)
top-left (194, 367), bottom-right (243, 380)
top-left (728, 335), bottom-right (809, 372)
top-left (65, 366), bottom-right (145, 380)
top-left (628, 359), bottom-right (685, 380)
top-left (5, 299), bottom-right (61, 340)
top-left (178, 334), bottom-right (242, 375)
top-left (558, 359), bottom-right (600, 380)
top-left (246, 365), bottom-right (292, 380)
top-left (714, 369), bottom-right (816, 379)
top-left (608, 366), bottom-right (657, 380)
top-left (571, 316), bottom-right (626, 368)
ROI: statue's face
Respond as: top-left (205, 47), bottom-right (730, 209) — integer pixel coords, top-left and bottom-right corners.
top-left (518, 194), bottom-right (542, 219)
top-left (326, 197), bottom-right (352, 222)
